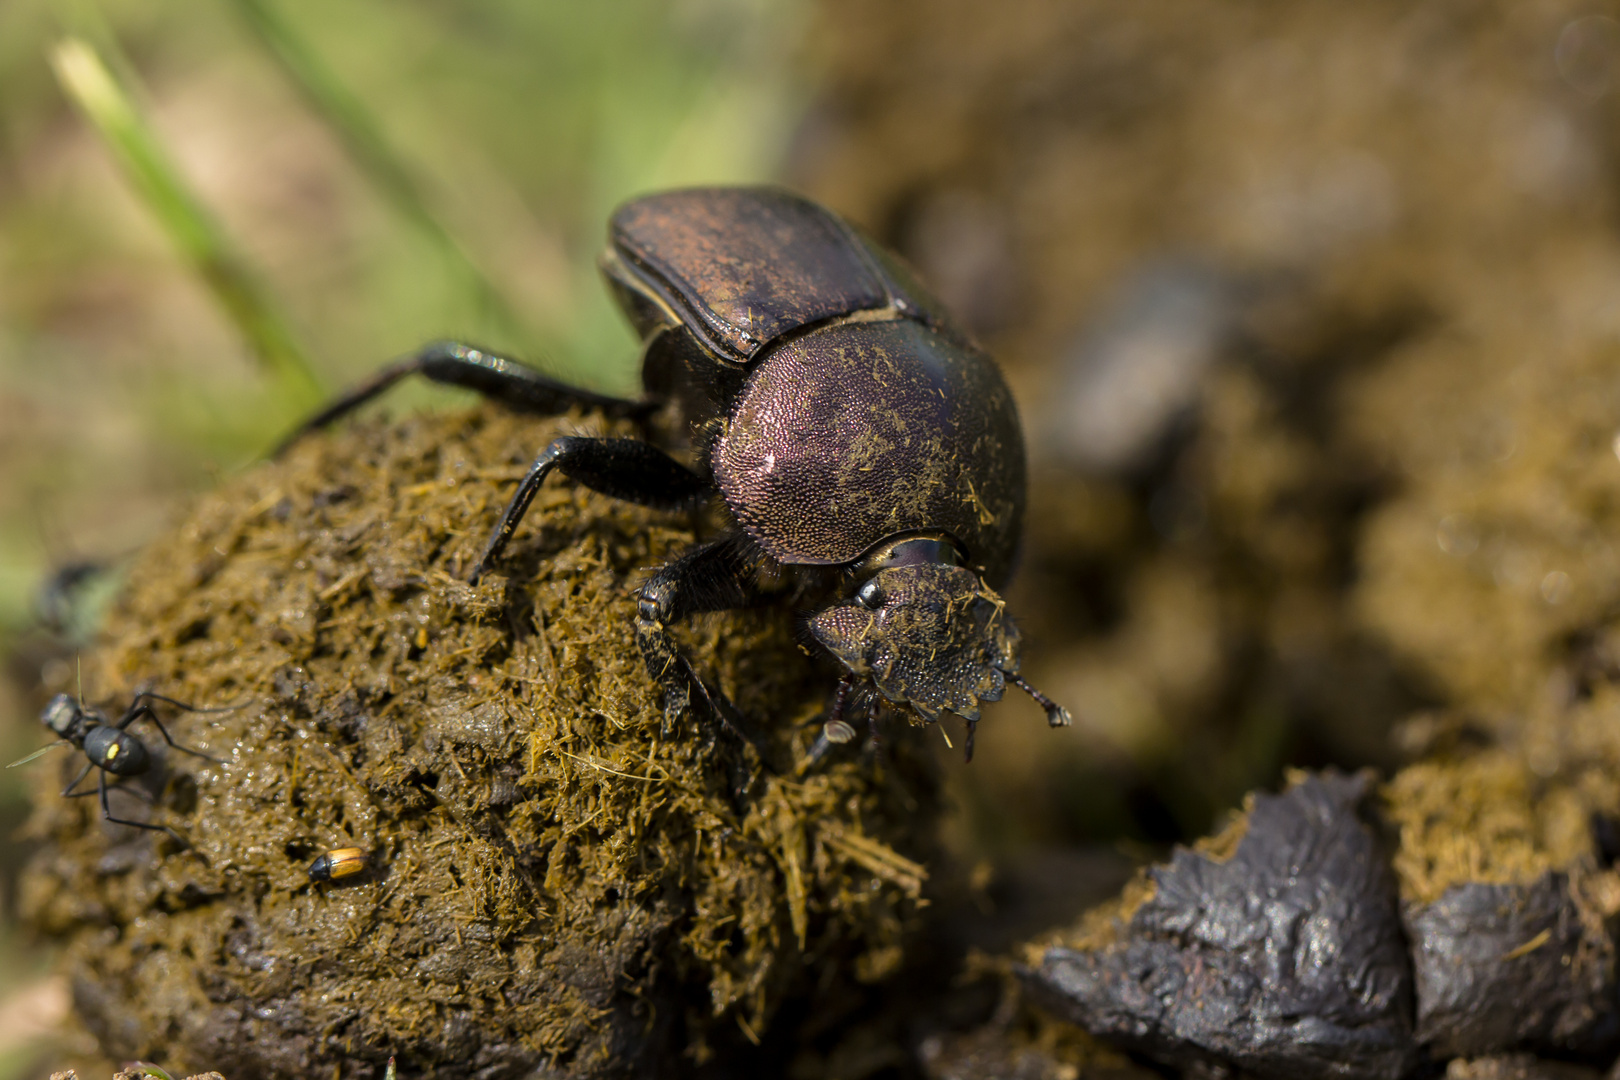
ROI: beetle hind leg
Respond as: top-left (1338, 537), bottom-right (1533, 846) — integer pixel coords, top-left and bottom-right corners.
top-left (274, 341), bottom-right (654, 456)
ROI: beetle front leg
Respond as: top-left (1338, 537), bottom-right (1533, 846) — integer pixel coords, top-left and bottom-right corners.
top-left (633, 586), bottom-right (706, 722)
top-left (632, 539), bottom-right (780, 777)
top-left (635, 582), bottom-right (763, 752)
top-left (804, 674), bottom-right (860, 767)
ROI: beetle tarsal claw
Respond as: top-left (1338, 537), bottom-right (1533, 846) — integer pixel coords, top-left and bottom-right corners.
top-left (809, 563), bottom-right (1020, 726)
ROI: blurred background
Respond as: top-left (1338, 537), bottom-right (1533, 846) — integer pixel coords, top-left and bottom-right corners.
top-left (10, 0), bottom-right (1620, 1074)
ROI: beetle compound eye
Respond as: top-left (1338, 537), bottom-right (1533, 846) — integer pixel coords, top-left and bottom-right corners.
top-left (857, 581), bottom-right (887, 610)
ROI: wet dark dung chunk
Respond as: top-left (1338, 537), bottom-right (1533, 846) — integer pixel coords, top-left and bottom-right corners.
top-left (1408, 875), bottom-right (1619, 1060)
top-left (1386, 754), bottom-right (1620, 1062)
top-left (1021, 771), bottom-right (1414, 1080)
top-left (19, 405), bottom-right (939, 1079)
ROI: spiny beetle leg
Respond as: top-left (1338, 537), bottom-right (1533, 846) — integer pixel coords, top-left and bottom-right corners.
top-left (470, 436), bottom-right (711, 582)
top-left (273, 341), bottom-right (653, 456)
top-left (634, 541), bottom-right (783, 780)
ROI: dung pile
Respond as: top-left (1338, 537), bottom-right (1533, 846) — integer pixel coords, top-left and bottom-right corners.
top-left (1351, 326), bottom-right (1620, 767)
top-left (1022, 771), bottom-right (1416, 1080)
top-left (1019, 766), bottom-right (1620, 1077)
top-left (1386, 754), bottom-right (1620, 1059)
top-left (18, 404), bottom-right (939, 1079)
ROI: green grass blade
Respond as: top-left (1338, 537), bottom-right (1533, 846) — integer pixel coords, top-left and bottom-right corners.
top-left (50, 37), bottom-right (324, 409)
top-left (227, 0), bottom-right (535, 348)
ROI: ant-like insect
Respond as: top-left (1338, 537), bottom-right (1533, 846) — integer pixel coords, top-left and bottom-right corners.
top-left (9, 689), bottom-right (235, 838)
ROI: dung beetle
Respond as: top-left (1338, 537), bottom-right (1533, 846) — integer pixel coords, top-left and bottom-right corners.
top-left (9, 691), bottom-right (226, 836)
top-left (280, 187), bottom-right (1069, 759)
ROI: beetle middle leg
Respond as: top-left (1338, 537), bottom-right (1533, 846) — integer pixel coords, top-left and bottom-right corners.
top-left (470, 436), bottom-right (712, 581)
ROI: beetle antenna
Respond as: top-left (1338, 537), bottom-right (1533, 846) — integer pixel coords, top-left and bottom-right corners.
top-left (7, 740), bottom-right (68, 768)
top-left (1003, 671), bottom-right (1072, 728)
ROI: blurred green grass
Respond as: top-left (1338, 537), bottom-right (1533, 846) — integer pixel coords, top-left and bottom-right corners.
top-left (52, 36), bottom-right (326, 407)
top-left (0, 1), bottom-right (809, 1073)
top-left (0, 0), bottom-right (809, 633)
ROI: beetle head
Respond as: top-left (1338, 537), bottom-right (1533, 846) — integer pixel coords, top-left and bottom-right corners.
top-left (808, 537), bottom-right (1066, 730)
